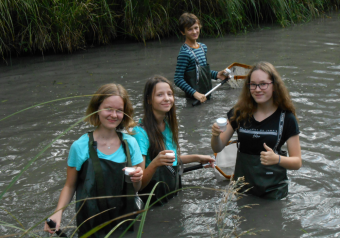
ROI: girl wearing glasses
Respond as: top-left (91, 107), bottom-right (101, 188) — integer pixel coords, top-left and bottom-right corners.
top-left (211, 61), bottom-right (301, 199)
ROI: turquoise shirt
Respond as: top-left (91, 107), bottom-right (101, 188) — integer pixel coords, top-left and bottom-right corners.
top-left (132, 119), bottom-right (178, 167)
top-left (68, 133), bottom-right (144, 171)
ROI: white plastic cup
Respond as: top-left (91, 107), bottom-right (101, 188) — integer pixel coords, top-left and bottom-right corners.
top-left (216, 118), bottom-right (227, 132)
top-left (165, 151), bottom-right (175, 157)
top-left (124, 167), bottom-right (136, 183)
top-left (165, 151), bottom-right (175, 166)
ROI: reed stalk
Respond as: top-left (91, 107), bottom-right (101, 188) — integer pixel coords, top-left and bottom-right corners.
top-left (0, 0), bottom-right (339, 60)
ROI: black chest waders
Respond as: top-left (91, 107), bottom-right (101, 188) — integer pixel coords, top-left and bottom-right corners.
top-left (75, 132), bottom-right (136, 237)
top-left (233, 111), bottom-right (289, 200)
top-left (183, 44), bottom-right (212, 98)
top-left (138, 123), bottom-right (182, 205)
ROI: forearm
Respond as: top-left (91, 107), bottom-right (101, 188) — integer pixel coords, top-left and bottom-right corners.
top-left (174, 53), bottom-right (196, 96)
top-left (141, 162), bottom-right (158, 190)
top-left (179, 154), bottom-right (200, 164)
top-left (278, 155), bottom-right (302, 170)
top-left (133, 181), bottom-right (142, 192)
top-left (211, 70), bottom-right (218, 79)
top-left (211, 135), bottom-right (225, 153)
top-left (55, 185), bottom-right (76, 213)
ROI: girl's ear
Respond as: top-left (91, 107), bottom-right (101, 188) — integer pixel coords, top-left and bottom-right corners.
top-left (180, 31), bottom-right (185, 36)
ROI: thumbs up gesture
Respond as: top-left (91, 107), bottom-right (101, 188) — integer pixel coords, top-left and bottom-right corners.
top-left (260, 143), bottom-right (279, 165)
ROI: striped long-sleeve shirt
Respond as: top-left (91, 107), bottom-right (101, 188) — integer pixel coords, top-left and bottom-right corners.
top-left (174, 43), bottom-right (218, 97)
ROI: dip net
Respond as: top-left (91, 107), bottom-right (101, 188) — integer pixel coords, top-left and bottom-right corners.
top-left (226, 62), bottom-right (252, 88)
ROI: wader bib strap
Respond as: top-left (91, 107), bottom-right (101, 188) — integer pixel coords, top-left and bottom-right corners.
top-left (183, 44), bottom-right (212, 97)
top-left (234, 110), bottom-right (288, 199)
top-left (122, 138), bottom-right (138, 211)
top-left (88, 132), bottom-right (110, 222)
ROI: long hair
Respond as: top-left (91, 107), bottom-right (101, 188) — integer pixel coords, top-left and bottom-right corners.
top-left (142, 75), bottom-right (180, 161)
top-left (231, 61), bottom-right (297, 128)
top-left (85, 83), bottom-right (135, 133)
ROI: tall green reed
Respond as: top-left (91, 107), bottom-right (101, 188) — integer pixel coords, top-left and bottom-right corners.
top-left (1, 0), bottom-right (339, 60)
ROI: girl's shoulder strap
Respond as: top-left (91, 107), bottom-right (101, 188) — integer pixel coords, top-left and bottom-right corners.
top-left (117, 132), bottom-right (132, 167)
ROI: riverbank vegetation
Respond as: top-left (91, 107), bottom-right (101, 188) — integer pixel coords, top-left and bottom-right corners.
top-left (0, 0), bottom-right (339, 59)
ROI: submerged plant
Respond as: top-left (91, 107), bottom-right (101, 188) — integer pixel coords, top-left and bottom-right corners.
top-left (208, 176), bottom-right (268, 237)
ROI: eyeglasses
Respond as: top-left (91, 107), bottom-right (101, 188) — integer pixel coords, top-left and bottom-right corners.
top-left (248, 82), bottom-right (273, 90)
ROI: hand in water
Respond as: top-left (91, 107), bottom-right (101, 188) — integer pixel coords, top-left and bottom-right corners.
top-left (193, 92), bottom-right (207, 103)
top-left (260, 143), bottom-right (279, 165)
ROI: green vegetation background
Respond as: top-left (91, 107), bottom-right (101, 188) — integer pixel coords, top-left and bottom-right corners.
top-left (1, 0), bottom-right (339, 59)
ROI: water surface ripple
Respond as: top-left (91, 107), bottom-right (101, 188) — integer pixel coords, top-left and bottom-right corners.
top-left (1, 14), bottom-right (340, 237)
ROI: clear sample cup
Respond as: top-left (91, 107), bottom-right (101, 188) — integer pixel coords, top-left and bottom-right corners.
top-left (124, 167), bottom-right (136, 183)
top-left (216, 118), bottom-right (227, 132)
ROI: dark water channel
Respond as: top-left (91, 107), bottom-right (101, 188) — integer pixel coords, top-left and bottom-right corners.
top-left (1, 13), bottom-right (340, 238)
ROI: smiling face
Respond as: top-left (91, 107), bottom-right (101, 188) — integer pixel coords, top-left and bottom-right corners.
top-left (98, 96), bottom-right (124, 130)
top-left (151, 82), bottom-right (174, 116)
top-left (181, 22), bottom-right (200, 42)
top-left (249, 69), bottom-right (274, 105)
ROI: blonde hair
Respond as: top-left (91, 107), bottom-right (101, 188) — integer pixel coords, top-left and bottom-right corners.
top-left (85, 84), bottom-right (135, 133)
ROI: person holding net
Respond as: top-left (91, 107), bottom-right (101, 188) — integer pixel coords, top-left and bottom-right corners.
top-left (174, 13), bottom-right (228, 103)
top-left (211, 61), bottom-right (302, 199)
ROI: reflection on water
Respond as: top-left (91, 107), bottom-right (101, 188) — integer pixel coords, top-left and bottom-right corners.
top-left (1, 13), bottom-right (340, 237)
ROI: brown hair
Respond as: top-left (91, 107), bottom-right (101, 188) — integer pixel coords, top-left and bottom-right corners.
top-left (179, 12), bottom-right (201, 33)
top-left (231, 61), bottom-right (297, 128)
top-left (85, 84), bottom-right (135, 133)
top-left (142, 75), bottom-right (180, 161)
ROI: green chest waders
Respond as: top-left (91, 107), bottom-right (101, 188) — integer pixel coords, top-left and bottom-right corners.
top-left (75, 132), bottom-right (136, 237)
top-left (140, 165), bottom-right (182, 205)
top-left (183, 44), bottom-right (212, 98)
top-left (233, 111), bottom-right (289, 200)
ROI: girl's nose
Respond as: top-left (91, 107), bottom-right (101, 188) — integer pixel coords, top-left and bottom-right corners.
top-left (111, 110), bottom-right (117, 117)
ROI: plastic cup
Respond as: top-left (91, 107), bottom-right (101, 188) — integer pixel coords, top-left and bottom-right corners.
top-left (216, 118), bottom-right (227, 132)
top-left (124, 167), bottom-right (136, 183)
top-left (165, 151), bottom-right (175, 166)
top-left (165, 152), bottom-right (175, 157)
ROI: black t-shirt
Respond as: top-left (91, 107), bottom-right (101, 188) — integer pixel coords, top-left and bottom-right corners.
top-left (227, 108), bottom-right (300, 155)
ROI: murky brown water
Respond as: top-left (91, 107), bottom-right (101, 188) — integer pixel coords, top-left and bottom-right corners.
top-left (1, 13), bottom-right (340, 237)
